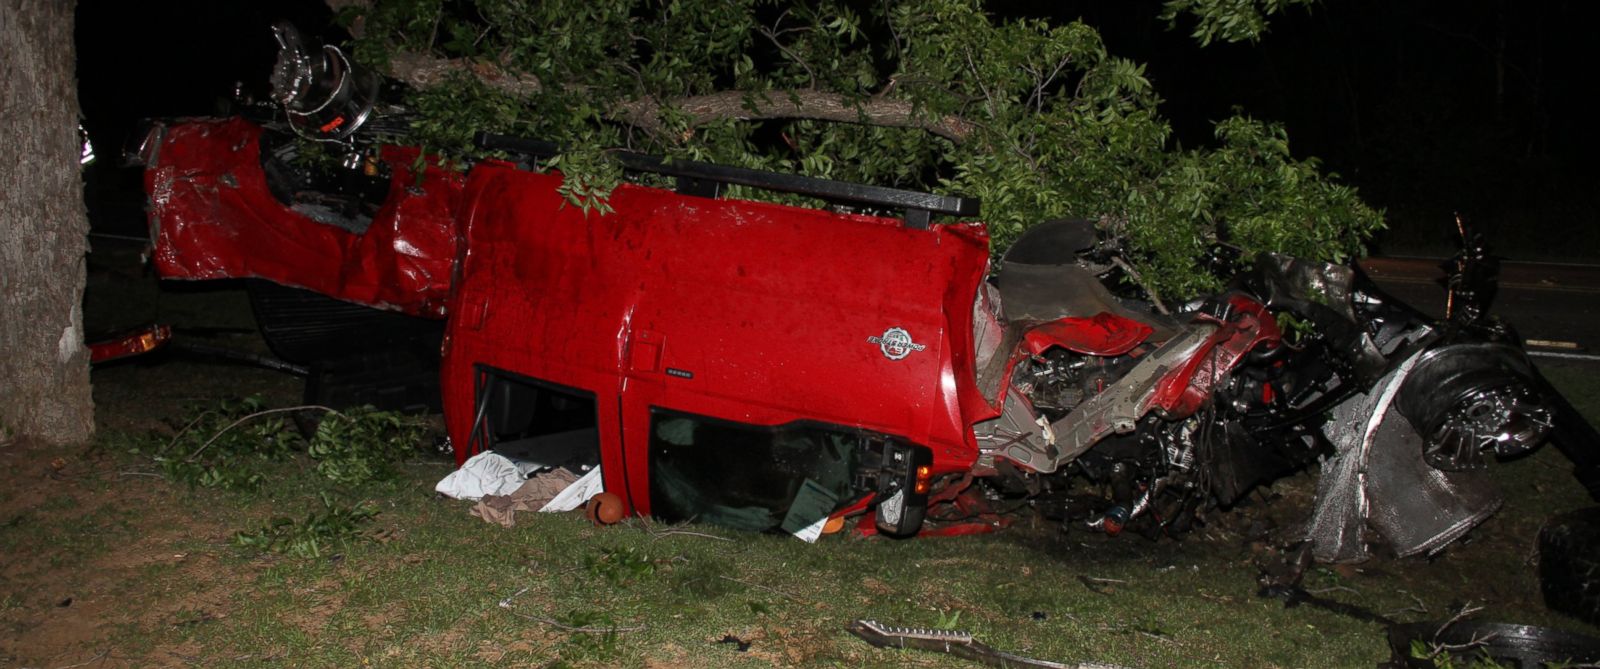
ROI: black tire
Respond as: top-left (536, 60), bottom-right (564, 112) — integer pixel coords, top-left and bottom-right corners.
top-left (1539, 507), bottom-right (1600, 626)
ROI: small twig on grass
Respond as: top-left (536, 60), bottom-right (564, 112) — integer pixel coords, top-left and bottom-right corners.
top-left (1432, 601), bottom-right (1485, 642)
top-left (1382, 591), bottom-right (1429, 619)
top-left (185, 405), bottom-right (345, 462)
top-left (50, 650), bottom-right (109, 669)
top-left (650, 529), bottom-right (734, 542)
top-left (497, 586), bottom-right (530, 609)
top-left (1135, 629), bottom-right (1175, 644)
top-left (504, 610), bottom-right (645, 634)
top-left (1382, 605), bottom-right (1426, 619)
top-left (1522, 539), bottom-right (1543, 568)
top-left (719, 575), bottom-right (805, 603)
top-left (161, 411), bottom-right (214, 455)
top-left (635, 516), bottom-right (734, 542)
top-left (1413, 601), bottom-right (1497, 663)
top-left (118, 471), bottom-right (165, 479)
top-left (1306, 585), bottom-right (1359, 596)
top-left (1078, 575), bottom-right (1125, 594)
top-left (1426, 630), bottom-right (1499, 662)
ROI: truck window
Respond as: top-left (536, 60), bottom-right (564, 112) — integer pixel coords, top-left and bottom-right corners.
top-left (475, 367), bottom-right (600, 475)
top-left (647, 409), bottom-right (869, 533)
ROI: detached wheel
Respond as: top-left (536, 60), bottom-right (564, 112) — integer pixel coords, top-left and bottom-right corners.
top-left (1539, 507), bottom-right (1600, 626)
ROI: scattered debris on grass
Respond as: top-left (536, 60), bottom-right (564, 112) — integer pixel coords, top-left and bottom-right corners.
top-left (716, 634), bottom-right (751, 652)
top-left (584, 491), bottom-right (625, 525)
top-left (718, 575), bottom-right (805, 603)
top-left (306, 406), bottom-right (432, 484)
top-left (583, 546), bottom-right (658, 585)
top-left (231, 492), bottom-right (378, 558)
top-left (634, 515), bottom-right (734, 543)
top-left (847, 618), bottom-right (1131, 669)
top-left (1078, 575), bottom-right (1127, 595)
top-left (137, 395), bottom-right (431, 490)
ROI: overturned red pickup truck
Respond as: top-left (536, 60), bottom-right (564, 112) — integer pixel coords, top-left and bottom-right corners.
top-left (135, 28), bottom-right (1599, 558)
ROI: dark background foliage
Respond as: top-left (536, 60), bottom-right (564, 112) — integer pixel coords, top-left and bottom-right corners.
top-left (77, 1), bottom-right (1598, 264)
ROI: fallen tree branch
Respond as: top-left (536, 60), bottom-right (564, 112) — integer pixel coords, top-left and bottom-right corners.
top-left (615, 89), bottom-right (974, 143)
top-left (387, 51), bottom-right (545, 98)
top-left (1432, 601), bottom-right (1485, 642)
top-left (719, 575), bottom-right (804, 602)
top-left (1111, 256), bottom-right (1171, 316)
top-left (185, 405), bottom-right (345, 463)
top-left (381, 52), bottom-right (976, 144)
top-left (50, 650), bottom-right (110, 669)
top-left (497, 586), bottom-right (530, 609)
top-left (162, 410), bottom-right (216, 455)
top-left (647, 528), bottom-right (733, 542)
top-left (635, 515), bottom-right (734, 542)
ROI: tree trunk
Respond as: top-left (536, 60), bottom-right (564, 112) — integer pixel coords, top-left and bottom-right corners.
top-left (0, 0), bottom-right (94, 445)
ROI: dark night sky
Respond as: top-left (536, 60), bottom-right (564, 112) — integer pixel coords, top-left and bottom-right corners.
top-left (1007, 1), bottom-right (1599, 257)
top-left (76, 0), bottom-right (337, 147)
top-left (76, 0), bottom-right (1599, 258)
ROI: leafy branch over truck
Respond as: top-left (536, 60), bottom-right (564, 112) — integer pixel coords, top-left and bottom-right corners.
top-left (337, 0), bottom-right (1379, 299)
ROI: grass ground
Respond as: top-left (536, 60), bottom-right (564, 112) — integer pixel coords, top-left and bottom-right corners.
top-left (1, 244), bottom-right (1597, 668)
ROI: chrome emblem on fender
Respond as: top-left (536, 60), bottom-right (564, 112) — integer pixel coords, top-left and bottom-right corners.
top-left (868, 327), bottom-right (926, 361)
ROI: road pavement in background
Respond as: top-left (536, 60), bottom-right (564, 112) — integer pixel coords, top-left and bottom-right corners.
top-left (1360, 257), bottom-right (1600, 360)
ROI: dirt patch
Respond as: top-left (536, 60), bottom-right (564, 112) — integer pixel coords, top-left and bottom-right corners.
top-left (0, 267), bottom-right (310, 665)
top-left (0, 433), bottom-right (258, 667)
top-left (0, 249), bottom-right (346, 665)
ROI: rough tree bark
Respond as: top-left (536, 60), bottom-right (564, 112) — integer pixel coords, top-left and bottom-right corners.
top-left (0, 0), bottom-right (94, 445)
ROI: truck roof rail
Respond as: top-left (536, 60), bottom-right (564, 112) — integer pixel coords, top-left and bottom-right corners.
top-left (474, 131), bottom-right (979, 230)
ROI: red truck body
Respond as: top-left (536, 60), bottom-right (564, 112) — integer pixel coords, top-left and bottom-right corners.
top-left (440, 163), bottom-right (994, 515)
top-left (141, 114), bottom-right (1585, 556)
top-left (144, 117), bottom-right (1003, 525)
top-left (134, 24), bottom-right (1594, 553)
top-left (145, 118), bottom-right (463, 317)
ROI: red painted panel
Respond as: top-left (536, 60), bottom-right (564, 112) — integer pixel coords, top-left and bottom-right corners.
top-left (146, 118), bottom-right (463, 317)
top-left (1148, 294), bottom-right (1281, 417)
top-left (441, 163), bottom-right (992, 512)
top-left (1022, 312), bottom-right (1154, 357)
